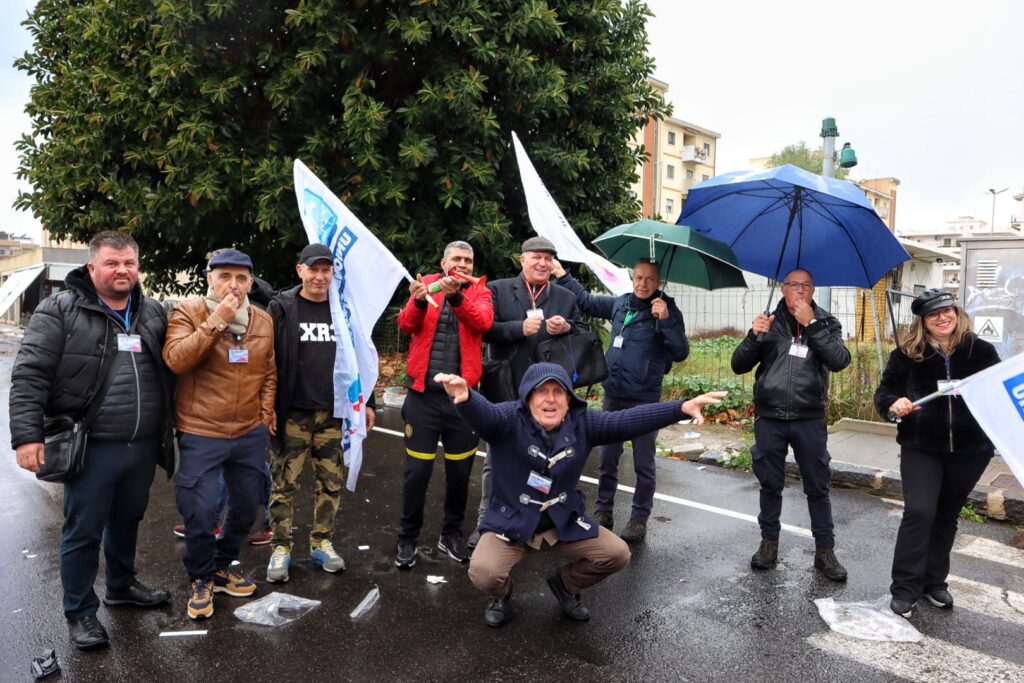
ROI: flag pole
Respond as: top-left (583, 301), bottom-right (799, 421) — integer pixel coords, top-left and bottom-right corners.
top-left (404, 271), bottom-right (438, 308)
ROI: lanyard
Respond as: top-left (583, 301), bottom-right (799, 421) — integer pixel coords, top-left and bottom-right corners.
top-left (524, 275), bottom-right (547, 309)
top-left (102, 293), bottom-right (132, 332)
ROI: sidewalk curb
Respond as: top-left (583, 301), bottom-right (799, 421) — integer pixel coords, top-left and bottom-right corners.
top-left (693, 451), bottom-right (1024, 525)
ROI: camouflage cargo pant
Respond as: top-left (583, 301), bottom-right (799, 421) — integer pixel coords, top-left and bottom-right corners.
top-left (268, 409), bottom-right (344, 550)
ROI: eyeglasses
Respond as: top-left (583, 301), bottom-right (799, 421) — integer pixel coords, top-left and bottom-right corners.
top-left (924, 307), bottom-right (956, 320)
top-left (782, 281), bottom-right (812, 291)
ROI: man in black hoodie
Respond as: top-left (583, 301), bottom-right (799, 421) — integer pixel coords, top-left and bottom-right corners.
top-left (11, 231), bottom-right (174, 651)
top-left (731, 268), bottom-right (851, 582)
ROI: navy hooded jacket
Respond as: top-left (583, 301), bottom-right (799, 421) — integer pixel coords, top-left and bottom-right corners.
top-left (454, 363), bottom-right (686, 544)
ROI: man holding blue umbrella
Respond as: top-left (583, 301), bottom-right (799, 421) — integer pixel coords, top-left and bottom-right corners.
top-left (731, 268), bottom-right (851, 581)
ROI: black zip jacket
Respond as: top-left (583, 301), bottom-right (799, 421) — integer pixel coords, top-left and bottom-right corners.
top-left (9, 265), bottom-right (175, 475)
top-left (731, 299), bottom-right (851, 420)
top-left (873, 335), bottom-right (999, 455)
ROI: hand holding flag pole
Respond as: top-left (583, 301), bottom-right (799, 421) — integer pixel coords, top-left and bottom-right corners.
top-left (408, 272), bottom-right (439, 308)
top-left (887, 382), bottom-right (963, 422)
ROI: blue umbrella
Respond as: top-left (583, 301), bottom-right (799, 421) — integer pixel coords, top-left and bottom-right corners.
top-left (677, 164), bottom-right (910, 288)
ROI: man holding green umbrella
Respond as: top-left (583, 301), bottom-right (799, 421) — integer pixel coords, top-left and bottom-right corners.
top-left (552, 258), bottom-right (689, 542)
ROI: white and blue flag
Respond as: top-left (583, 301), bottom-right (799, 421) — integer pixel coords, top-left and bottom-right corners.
top-left (293, 159), bottom-right (409, 491)
top-left (958, 351), bottom-right (1024, 488)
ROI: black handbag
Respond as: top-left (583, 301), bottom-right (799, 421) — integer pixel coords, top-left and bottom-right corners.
top-left (37, 352), bottom-right (125, 483)
top-left (534, 326), bottom-right (608, 389)
top-left (479, 358), bottom-right (516, 403)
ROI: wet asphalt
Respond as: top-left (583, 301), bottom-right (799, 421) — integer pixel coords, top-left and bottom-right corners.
top-left (1, 356), bottom-right (1022, 682)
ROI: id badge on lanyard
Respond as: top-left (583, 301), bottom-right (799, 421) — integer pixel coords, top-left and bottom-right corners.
top-left (117, 334), bottom-right (142, 353)
top-left (229, 334), bottom-right (249, 363)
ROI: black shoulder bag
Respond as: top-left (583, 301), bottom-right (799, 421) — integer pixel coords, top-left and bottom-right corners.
top-left (37, 352), bottom-right (126, 483)
top-left (534, 325), bottom-right (608, 389)
top-left (479, 344), bottom-right (517, 403)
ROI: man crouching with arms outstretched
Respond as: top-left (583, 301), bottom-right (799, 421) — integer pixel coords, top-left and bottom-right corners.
top-left (435, 363), bottom-right (725, 627)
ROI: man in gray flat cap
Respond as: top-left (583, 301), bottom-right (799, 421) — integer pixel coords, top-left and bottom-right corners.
top-left (469, 236), bottom-right (580, 548)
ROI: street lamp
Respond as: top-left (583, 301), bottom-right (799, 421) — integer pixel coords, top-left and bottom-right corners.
top-left (820, 117), bottom-right (858, 179)
top-left (988, 187), bottom-right (1008, 232)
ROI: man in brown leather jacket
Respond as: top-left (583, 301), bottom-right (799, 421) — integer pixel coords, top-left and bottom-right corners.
top-left (163, 248), bottom-right (277, 620)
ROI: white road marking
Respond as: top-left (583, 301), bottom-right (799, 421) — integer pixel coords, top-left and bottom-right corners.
top-left (946, 575), bottom-right (1024, 626)
top-left (159, 631), bottom-right (208, 637)
top-left (370, 426), bottom-right (813, 538)
top-left (806, 631), bottom-right (1024, 683)
top-left (955, 535), bottom-right (1024, 570)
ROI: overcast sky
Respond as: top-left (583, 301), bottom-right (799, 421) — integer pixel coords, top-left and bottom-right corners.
top-left (1, 0), bottom-right (1022, 241)
top-left (643, 0), bottom-right (1024, 232)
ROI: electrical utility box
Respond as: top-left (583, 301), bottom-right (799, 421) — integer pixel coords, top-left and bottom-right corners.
top-left (960, 237), bottom-right (1024, 359)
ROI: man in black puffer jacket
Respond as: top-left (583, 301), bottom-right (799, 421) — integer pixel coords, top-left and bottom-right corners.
top-left (10, 231), bottom-right (175, 652)
top-left (731, 268), bottom-right (851, 582)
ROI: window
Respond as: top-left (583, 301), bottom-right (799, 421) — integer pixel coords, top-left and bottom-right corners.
top-left (686, 169), bottom-right (694, 180)
top-left (666, 164), bottom-right (675, 179)
top-left (702, 174), bottom-right (709, 181)
top-left (667, 131), bottom-right (676, 145)
top-left (942, 238), bottom-right (951, 247)
top-left (665, 198), bottom-right (674, 214)
top-left (702, 142), bottom-right (710, 156)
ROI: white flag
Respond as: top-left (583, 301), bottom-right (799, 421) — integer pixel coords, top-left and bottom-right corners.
top-left (512, 132), bottom-right (633, 295)
top-left (293, 159), bottom-right (408, 491)
top-left (958, 351), bottom-right (1024, 488)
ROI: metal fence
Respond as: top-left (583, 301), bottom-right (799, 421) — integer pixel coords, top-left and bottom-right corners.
top-left (370, 285), bottom-right (903, 422)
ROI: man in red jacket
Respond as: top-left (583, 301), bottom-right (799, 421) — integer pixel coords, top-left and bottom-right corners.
top-left (394, 241), bottom-right (493, 568)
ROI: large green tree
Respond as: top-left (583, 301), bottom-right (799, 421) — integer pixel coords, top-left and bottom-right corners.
top-left (15, 0), bottom-right (667, 293)
top-left (767, 141), bottom-right (849, 180)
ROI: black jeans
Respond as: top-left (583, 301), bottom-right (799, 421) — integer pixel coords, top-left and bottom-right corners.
top-left (751, 417), bottom-right (834, 548)
top-left (61, 438), bottom-right (158, 620)
top-left (890, 446), bottom-right (991, 602)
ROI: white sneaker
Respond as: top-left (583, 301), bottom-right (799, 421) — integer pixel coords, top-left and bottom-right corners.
top-left (266, 546), bottom-right (291, 583)
top-left (310, 540), bottom-right (346, 573)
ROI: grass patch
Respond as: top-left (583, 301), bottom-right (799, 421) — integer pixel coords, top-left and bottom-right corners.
top-left (959, 504), bottom-right (986, 524)
top-left (722, 434), bottom-right (754, 471)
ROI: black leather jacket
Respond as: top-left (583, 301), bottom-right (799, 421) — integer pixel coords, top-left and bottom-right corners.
top-left (9, 266), bottom-right (175, 475)
top-left (731, 300), bottom-right (851, 420)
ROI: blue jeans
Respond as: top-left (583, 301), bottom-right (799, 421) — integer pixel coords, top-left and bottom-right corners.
top-left (595, 396), bottom-right (659, 522)
top-left (61, 438), bottom-right (158, 620)
top-left (175, 425), bottom-right (268, 580)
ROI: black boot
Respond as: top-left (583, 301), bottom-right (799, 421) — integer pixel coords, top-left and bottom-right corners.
top-left (750, 539), bottom-right (778, 570)
top-left (813, 548), bottom-right (848, 582)
top-left (68, 616), bottom-right (110, 650)
top-left (546, 568), bottom-right (589, 621)
top-left (484, 580), bottom-right (513, 627)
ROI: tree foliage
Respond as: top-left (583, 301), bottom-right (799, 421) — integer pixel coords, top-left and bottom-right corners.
top-left (767, 141), bottom-right (849, 180)
top-left (15, 0), bottom-right (667, 294)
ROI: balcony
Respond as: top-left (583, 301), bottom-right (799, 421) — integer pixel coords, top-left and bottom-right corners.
top-left (681, 145), bottom-right (709, 164)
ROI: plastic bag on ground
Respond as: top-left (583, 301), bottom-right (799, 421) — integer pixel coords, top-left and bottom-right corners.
top-left (350, 586), bottom-right (380, 619)
top-left (234, 592), bottom-right (321, 627)
top-left (814, 596), bottom-right (923, 642)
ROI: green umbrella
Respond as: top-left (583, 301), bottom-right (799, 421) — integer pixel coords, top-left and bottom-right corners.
top-left (593, 219), bottom-right (747, 290)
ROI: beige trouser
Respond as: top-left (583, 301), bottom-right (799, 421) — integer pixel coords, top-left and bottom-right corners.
top-left (468, 527), bottom-right (631, 600)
